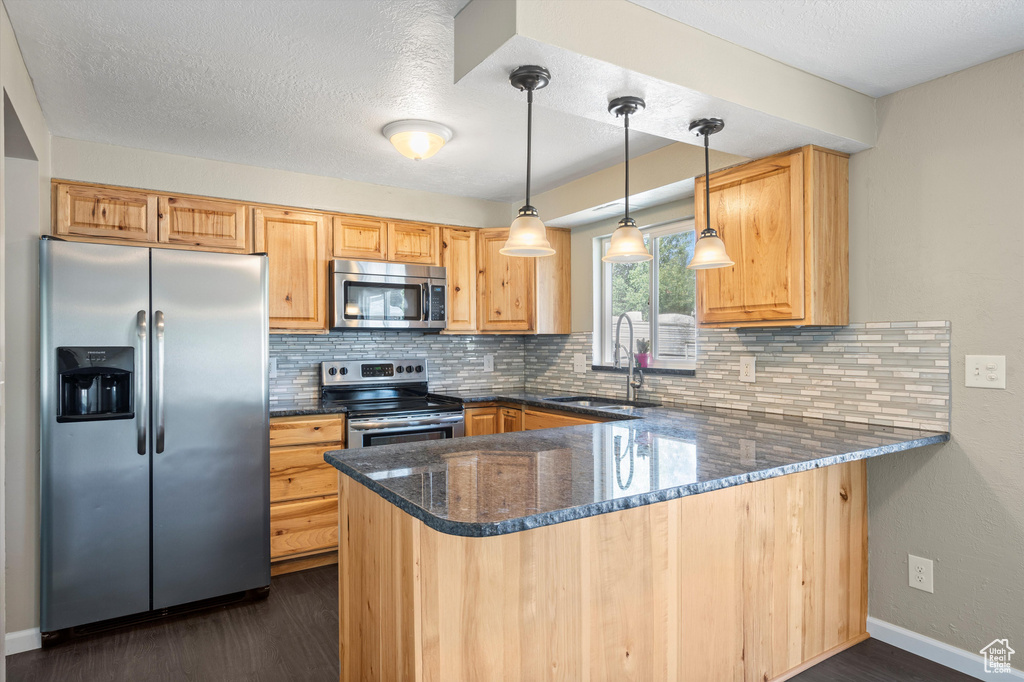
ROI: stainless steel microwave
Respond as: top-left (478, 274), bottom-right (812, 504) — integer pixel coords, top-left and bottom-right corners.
top-left (330, 260), bottom-right (447, 330)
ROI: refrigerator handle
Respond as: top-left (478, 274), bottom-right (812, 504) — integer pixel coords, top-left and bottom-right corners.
top-left (136, 310), bottom-right (148, 455)
top-left (155, 310), bottom-right (166, 453)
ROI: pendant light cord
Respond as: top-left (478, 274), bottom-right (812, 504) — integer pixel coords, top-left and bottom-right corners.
top-left (624, 113), bottom-right (630, 221)
top-left (525, 89), bottom-right (533, 207)
top-left (703, 130), bottom-right (711, 236)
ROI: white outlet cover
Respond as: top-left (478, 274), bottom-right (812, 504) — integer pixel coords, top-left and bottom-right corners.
top-left (483, 354), bottom-right (494, 372)
top-left (965, 355), bottom-right (1005, 389)
top-left (573, 353), bottom-right (587, 374)
top-left (269, 357), bottom-right (278, 379)
top-left (908, 554), bottom-right (934, 593)
top-left (739, 356), bottom-right (756, 383)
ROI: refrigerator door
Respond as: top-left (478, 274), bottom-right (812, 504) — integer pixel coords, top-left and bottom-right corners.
top-left (40, 239), bottom-right (152, 632)
top-left (150, 249), bottom-right (269, 608)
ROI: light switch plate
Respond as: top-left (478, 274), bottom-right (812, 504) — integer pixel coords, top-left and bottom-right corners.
top-left (965, 355), bottom-right (1005, 389)
top-left (908, 554), bottom-right (934, 593)
top-left (739, 356), bottom-right (756, 383)
top-left (573, 353), bottom-right (587, 374)
top-left (483, 354), bottom-right (494, 372)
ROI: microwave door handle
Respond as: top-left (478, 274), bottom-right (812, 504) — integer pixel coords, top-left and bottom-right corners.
top-left (421, 283), bottom-right (430, 321)
top-left (136, 310), bottom-right (148, 455)
top-left (154, 310), bottom-right (166, 453)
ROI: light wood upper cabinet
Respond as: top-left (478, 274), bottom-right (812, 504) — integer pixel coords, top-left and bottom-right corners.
top-left (387, 221), bottom-right (439, 265)
top-left (332, 216), bottom-right (387, 261)
top-left (254, 207), bottom-right (329, 332)
top-left (477, 228), bottom-right (536, 332)
top-left (55, 183), bottom-right (157, 243)
top-left (696, 145), bottom-right (849, 327)
top-left (157, 195), bottom-right (247, 252)
top-left (441, 227), bottom-right (477, 331)
top-left (535, 227), bottom-right (572, 334)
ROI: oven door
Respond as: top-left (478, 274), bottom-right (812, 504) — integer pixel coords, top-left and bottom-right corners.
top-left (347, 412), bottom-right (465, 449)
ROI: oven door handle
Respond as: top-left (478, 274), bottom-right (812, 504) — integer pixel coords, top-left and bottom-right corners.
top-left (349, 414), bottom-right (465, 431)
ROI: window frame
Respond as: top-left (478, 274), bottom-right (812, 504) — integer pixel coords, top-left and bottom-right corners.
top-left (595, 217), bottom-right (697, 371)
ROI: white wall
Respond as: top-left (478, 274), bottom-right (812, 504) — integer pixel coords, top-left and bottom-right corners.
top-left (848, 51), bottom-right (1024, 655)
top-left (51, 137), bottom-right (513, 228)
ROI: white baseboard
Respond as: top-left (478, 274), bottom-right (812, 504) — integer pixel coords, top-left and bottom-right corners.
top-left (5, 628), bottom-right (41, 656)
top-left (868, 617), bottom-right (1024, 680)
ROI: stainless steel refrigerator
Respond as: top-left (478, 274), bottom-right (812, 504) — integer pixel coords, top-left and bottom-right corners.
top-left (40, 237), bottom-right (270, 635)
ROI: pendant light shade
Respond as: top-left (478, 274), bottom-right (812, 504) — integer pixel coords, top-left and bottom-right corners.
top-left (687, 117), bottom-right (734, 270)
top-left (501, 65), bottom-right (555, 258)
top-left (603, 96), bottom-right (653, 264)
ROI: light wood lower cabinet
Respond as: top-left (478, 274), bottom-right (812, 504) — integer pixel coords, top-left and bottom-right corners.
top-left (338, 459), bottom-right (868, 681)
top-left (269, 414), bottom-right (343, 575)
top-left (522, 407), bottom-right (605, 430)
top-left (466, 404), bottom-right (604, 435)
top-left (464, 406), bottom-right (501, 436)
top-left (499, 406), bottom-right (522, 433)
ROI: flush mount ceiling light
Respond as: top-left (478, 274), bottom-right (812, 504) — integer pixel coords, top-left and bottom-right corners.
top-left (687, 118), bottom-right (735, 270)
top-left (603, 96), bottom-right (653, 263)
top-left (382, 120), bottom-right (453, 161)
top-left (500, 65), bottom-right (555, 258)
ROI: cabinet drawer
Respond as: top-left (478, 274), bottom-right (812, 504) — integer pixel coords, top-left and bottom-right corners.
top-left (269, 415), bottom-right (344, 447)
top-left (523, 409), bottom-right (600, 431)
top-left (270, 496), bottom-right (339, 560)
top-left (270, 445), bottom-right (339, 503)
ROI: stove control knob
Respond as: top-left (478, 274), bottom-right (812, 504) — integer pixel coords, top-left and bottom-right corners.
top-left (396, 366), bottom-right (404, 373)
top-left (415, 365), bottom-right (423, 373)
top-left (327, 367), bottom-right (338, 376)
top-left (406, 365), bottom-right (414, 374)
top-left (340, 367), bottom-right (349, 375)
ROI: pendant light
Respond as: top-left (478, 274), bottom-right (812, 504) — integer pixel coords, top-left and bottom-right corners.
top-left (603, 96), bottom-right (653, 263)
top-left (687, 118), bottom-right (734, 269)
top-left (501, 65), bottom-right (555, 257)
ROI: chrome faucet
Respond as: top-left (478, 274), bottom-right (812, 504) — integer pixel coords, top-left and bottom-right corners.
top-left (614, 312), bottom-right (644, 402)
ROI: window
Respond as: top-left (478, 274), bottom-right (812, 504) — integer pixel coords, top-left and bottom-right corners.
top-left (596, 219), bottom-right (697, 369)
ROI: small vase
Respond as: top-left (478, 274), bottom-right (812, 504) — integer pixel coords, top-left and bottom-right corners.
top-left (636, 353), bottom-right (652, 368)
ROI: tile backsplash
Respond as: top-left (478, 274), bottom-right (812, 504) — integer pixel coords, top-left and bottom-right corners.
top-left (271, 321), bottom-right (950, 432)
top-left (525, 322), bottom-right (951, 432)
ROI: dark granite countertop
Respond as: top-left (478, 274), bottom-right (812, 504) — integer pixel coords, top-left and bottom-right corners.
top-left (324, 401), bottom-right (949, 538)
top-left (269, 396), bottom-right (348, 417)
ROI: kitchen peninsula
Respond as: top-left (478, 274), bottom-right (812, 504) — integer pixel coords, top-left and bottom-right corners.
top-left (325, 400), bottom-right (948, 682)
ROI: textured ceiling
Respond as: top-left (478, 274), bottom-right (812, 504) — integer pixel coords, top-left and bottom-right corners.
top-left (3, 0), bottom-right (671, 203)
top-left (629, 0), bottom-right (1024, 97)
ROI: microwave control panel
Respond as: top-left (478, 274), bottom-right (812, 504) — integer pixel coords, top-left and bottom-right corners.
top-left (429, 285), bottom-right (446, 322)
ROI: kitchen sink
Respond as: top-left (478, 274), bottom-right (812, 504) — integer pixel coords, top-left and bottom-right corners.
top-left (542, 396), bottom-right (658, 410)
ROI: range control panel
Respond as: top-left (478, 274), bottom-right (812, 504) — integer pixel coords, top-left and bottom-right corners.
top-left (321, 358), bottom-right (428, 386)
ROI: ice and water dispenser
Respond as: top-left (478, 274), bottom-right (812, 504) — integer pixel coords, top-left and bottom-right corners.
top-left (56, 347), bottom-right (134, 422)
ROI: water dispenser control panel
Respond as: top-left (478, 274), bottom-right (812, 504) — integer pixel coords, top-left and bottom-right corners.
top-left (56, 346), bottom-right (134, 423)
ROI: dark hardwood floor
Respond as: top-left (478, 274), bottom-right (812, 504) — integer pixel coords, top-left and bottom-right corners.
top-left (9, 565), bottom-right (974, 681)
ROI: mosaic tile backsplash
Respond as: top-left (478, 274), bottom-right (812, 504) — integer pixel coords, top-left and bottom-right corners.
top-left (524, 322), bottom-right (951, 432)
top-left (270, 321), bottom-right (950, 432)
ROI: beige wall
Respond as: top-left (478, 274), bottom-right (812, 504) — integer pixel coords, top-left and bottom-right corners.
top-left (3, 0), bottom-right (53, 651)
top-left (51, 137), bottom-right (513, 228)
top-left (849, 51), bottom-right (1024, 653)
top-left (569, 197), bottom-right (694, 332)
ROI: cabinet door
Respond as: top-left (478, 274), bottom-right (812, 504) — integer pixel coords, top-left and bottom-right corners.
top-left (464, 406), bottom-right (499, 436)
top-left (696, 150), bottom-right (805, 325)
top-left (441, 227), bottom-right (477, 331)
top-left (388, 222), bottom-right (439, 265)
top-left (269, 415), bottom-right (344, 447)
top-left (269, 497), bottom-right (338, 560)
top-left (269, 446), bottom-right (339, 503)
top-left (332, 216), bottom-right (387, 260)
top-left (157, 196), bottom-right (247, 252)
top-left (55, 183), bottom-right (157, 243)
top-left (534, 227), bottom-right (571, 334)
top-left (254, 208), bottom-right (328, 332)
top-left (477, 228), bottom-right (535, 332)
top-left (499, 407), bottom-right (522, 433)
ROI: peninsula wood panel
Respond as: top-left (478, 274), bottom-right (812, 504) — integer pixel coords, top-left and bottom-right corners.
top-left (55, 182), bottom-right (158, 243)
top-left (338, 459), bottom-right (868, 682)
top-left (254, 207), bottom-right (328, 332)
top-left (388, 221), bottom-right (439, 265)
top-left (332, 216), bottom-right (388, 261)
top-left (440, 227), bottom-right (477, 331)
top-left (477, 228), bottom-right (535, 332)
top-left (157, 195), bottom-right (248, 252)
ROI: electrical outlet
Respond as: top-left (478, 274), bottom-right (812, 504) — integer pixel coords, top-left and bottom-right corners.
top-left (483, 354), bottom-right (494, 372)
top-left (908, 554), bottom-right (934, 593)
top-left (269, 357), bottom-right (278, 379)
top-left (573, 353), bottom-right (587, 374)
top-left (965, 355), bottom-right (1005, 388)
top-left (739, 356), bottom-right (756, 383)
top-left (739, 438), bottom-right (756, 465)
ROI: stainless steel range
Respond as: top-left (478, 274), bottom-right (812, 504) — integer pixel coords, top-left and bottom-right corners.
top-left (320, 359), bottom-right (464, 449)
